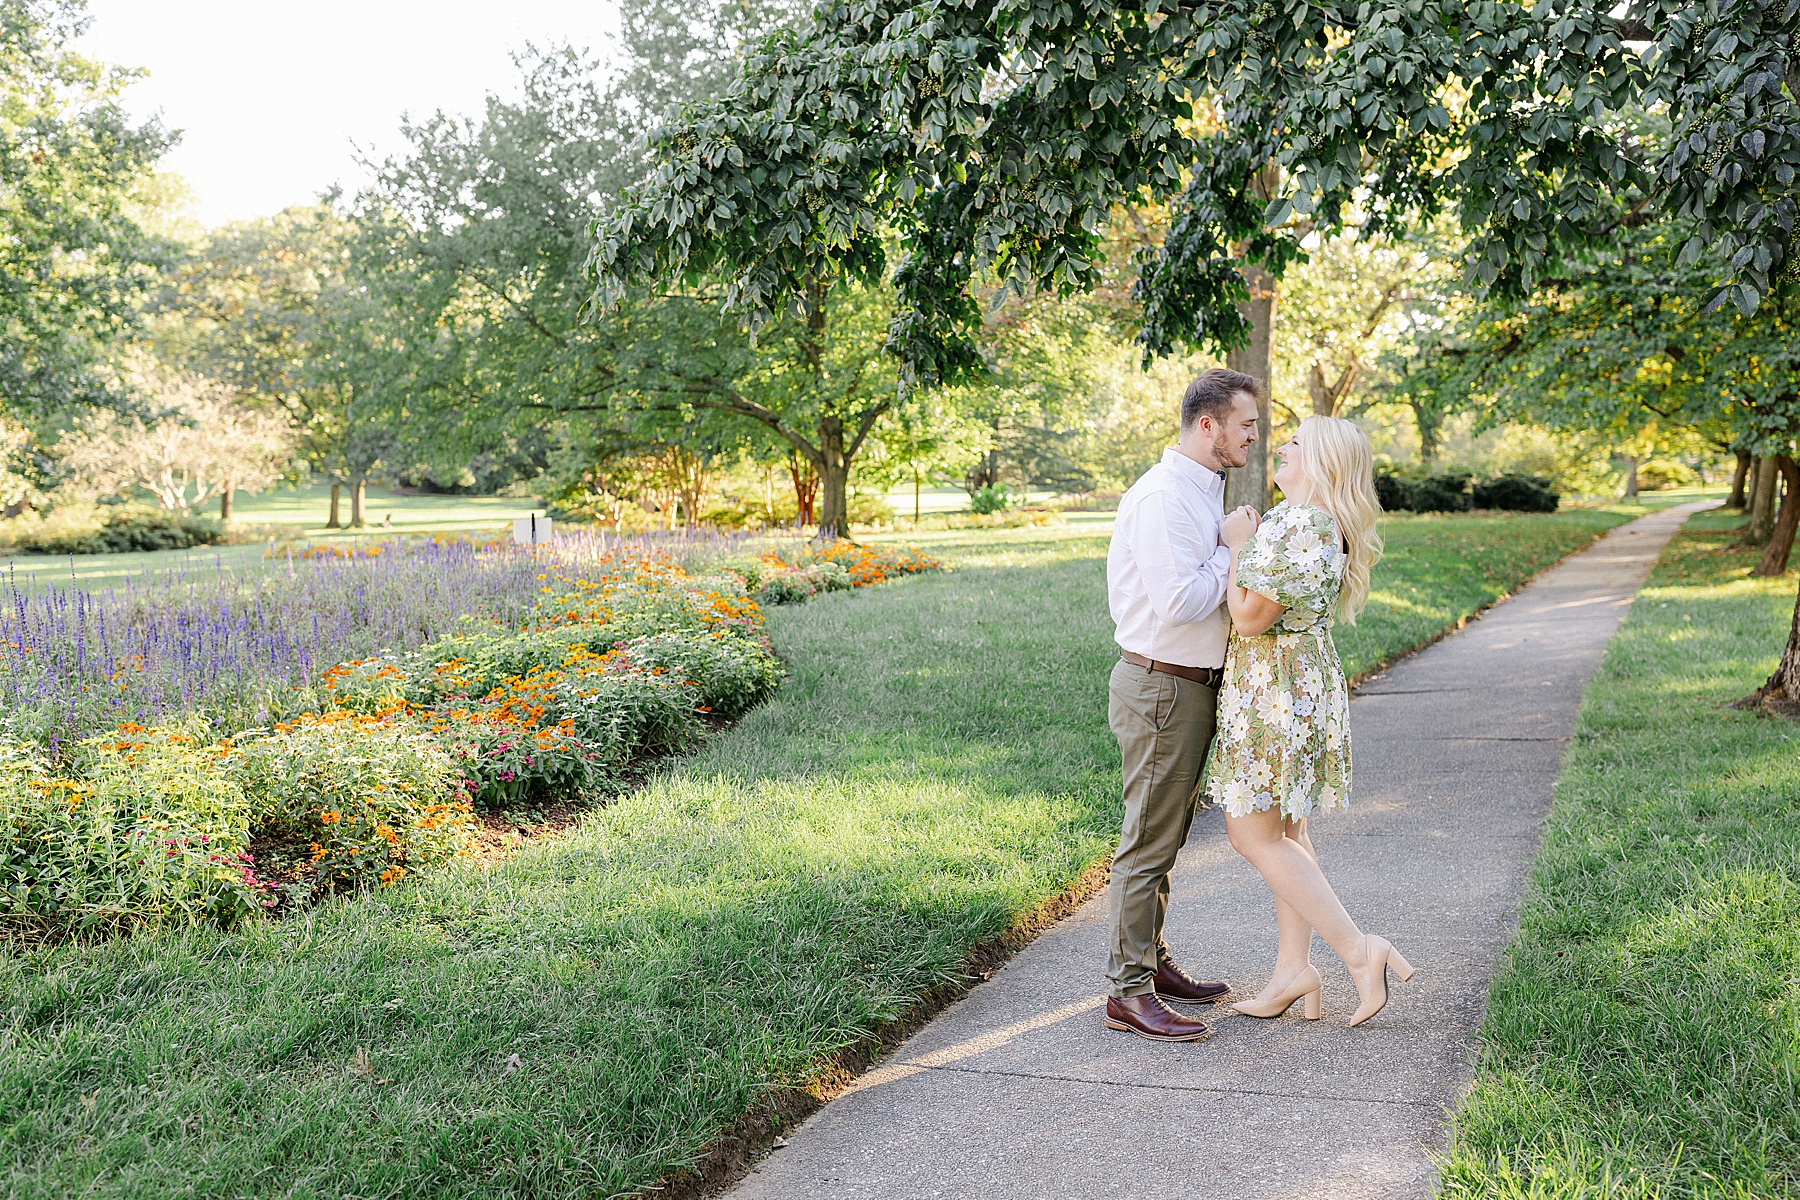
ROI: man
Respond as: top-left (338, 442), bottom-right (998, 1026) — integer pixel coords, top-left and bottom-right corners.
top-left (1103, 367), bottom-right (1262, 1042)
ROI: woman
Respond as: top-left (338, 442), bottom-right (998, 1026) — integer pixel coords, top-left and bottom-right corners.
top-left (1205, 415), bottom-right (1413, 1026)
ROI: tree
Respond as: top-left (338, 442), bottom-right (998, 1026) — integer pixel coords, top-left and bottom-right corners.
top-left (332, 1), bottom-right (809, 504)
top-left (1399, 211), bottom-right (1800, 704)
top-left (0, 0), bottom-right (173, 418)
top-left (590, 0), bottom-right (1795, 514)
top-left (57, 355), bottom-right (294, 513)
top-left (158, 205), bottom-right (405, 528)
top-left (1274, 225), bottom-right (1455, 420)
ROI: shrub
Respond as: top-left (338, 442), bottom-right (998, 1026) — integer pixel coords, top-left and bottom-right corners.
top-left (16, 506), bottom-right (224, 555)
top-left (968, 483), bottom-right (1016, 514)
top-left (1374, 471), bottom-right (1414, 512)
top-left (1637, 459), bottom-right (1699, 490)
top-left (622, 631), bottom-right (783, 718)
top-left (755, 567), bottom-right (825, 605)
top-left (227, 711), bottom-right (473, 903)
top-left (1409, 472), bottom-right (1474, 513)
top-left (1472, 474), bottom-right (1561, 512)
top-left (1, 724), bottom-right (268, 934)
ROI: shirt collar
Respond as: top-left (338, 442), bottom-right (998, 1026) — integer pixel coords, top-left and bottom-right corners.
top-left (1162, 447), bottom-right (1227, 499)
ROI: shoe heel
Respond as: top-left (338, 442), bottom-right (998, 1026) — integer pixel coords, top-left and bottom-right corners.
top-left (1302, 986), bottom-right (1322, 1021)
top-left (1388, 945), bottom-right (1414, 983)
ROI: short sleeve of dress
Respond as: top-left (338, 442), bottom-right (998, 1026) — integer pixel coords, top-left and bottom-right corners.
top-left (1235, 503), bottom-right (1338, 610)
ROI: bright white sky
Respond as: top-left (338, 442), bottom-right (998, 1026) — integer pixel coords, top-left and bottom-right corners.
top-left (79, 1), bottom-right (625, 227)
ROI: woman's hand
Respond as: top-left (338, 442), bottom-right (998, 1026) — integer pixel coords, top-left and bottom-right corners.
top-left (1221, 505), bottom-right (1260, 550)
top-left (1222, 506), bottom-right (1286, 635)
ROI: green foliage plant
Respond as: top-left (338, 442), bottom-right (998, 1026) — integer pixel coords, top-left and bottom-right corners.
top-left (1635, 458), bottom-right (1700, 490)
top-left (968, 483), bottom-right (1017, 515)
top-left (0, 0), bottom-right (174, 417)
top-left (225, 712), bottom-right (473, 904)
top-left (1471, 475), bottom-right (1562, 513)
top-left (12, 505), bottom-right (225, 555)
top-left (1, 723), bottom-right (267, 935)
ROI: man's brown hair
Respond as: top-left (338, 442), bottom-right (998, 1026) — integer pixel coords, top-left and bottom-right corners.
top-left (1180, 368), bottom-right (1263, 432)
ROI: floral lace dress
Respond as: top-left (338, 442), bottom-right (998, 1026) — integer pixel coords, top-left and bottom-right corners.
top-left (1205, 502), bottom-right (1352, 820)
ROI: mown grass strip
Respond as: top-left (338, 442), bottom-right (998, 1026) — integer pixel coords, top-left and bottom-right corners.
top-left (1439, 508), bottom-right (1800, 1200)
top-left (1, 510), bottom-right (1655, 1199)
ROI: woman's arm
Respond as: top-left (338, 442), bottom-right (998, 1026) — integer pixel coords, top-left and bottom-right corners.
top-left (1225, 557), bottom-right (1288, 636)
top-left (1219, 506), bottom-right (1288, 637)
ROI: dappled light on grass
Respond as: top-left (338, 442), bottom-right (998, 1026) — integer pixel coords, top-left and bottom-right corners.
top-left (1441, 510), bottom-right (1800, 1200)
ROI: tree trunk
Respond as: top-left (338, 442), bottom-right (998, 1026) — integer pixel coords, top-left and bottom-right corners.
top-left (786, 452), bottom-right (817, 526)
top-left (1754, 455), bottom-right (1800, 577)
top-left (1748, 457), bottom-right (1778, 545)
top-left (815, 416), bottom-right (850, 540)
top-left (1412, 401), bottom-right (1443, 463)
top-left (1225, 262), bottom-right (1276, 512)
top-left (327, 481), bottom-right (343, 529)
top-left (913, 463), bottom-right (922, 524)
top-left (1757, 585), bottom-right (1800, 705)
top-left (350, 476), bottom-right (367, 528)
top-left (1621, 454), bottom-right (1639, 499)
top-left (1728, 449), bottom-right (1753, 508)
top-left (219, 483), bottom-right (234, 521)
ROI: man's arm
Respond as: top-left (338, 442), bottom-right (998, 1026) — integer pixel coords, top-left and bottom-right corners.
top-left (1130, 490), bottom-right (1232, 627)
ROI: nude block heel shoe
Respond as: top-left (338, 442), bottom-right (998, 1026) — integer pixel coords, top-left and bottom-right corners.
top-left (1348, 936), bottom-right (1413, 1027)
top-left (1231, 964), bottom-right (1323, 1020)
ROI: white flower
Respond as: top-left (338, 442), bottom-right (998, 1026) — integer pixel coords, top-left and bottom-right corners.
top-left (1257, 692), bottom-right (1293, 730)
top-left (1299, 667), bottom-right (1324, 697)
top-left (1293, 695), bottom-right (1315, 718)
top-left (1219, 778), bottom-right (1254, 815)
top-left (1246, 659), bottom-right (1274, 688)
top-left (1248, 759), bottom-right (1275, 789)
top-left (1318, 784), bottom-right (1342, 810)
top-left (1229, 709), bottom-right (1253, 740)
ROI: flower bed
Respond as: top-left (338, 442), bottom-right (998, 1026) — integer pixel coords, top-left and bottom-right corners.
top-left (0, 536), bottom-right (940, 934)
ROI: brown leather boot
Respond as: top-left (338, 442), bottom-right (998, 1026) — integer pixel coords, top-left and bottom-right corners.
top-left (1105, 993), bottom-right (1211, 1042)
top-left (1155, 952), bottom-right (1231, 1004)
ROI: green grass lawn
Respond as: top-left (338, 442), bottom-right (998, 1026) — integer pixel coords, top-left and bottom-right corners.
top-left (1439, 507), bottom-right (1800, 1200)
top-left (231, 480), bottom-right (548, 535)
top-left (0, 507), bottom-right (1678, 1198)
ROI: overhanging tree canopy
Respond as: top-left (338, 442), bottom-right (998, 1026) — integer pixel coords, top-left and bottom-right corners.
top-left (589, 0), bottom-right (1795, 502)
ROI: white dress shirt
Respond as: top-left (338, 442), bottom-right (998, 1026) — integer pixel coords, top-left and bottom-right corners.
top-left (1107, 447), bottom-right (1233, 669)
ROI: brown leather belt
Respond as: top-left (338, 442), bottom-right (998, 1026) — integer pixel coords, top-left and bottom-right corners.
top-left (1120, 650), bottom-right (1222, 688)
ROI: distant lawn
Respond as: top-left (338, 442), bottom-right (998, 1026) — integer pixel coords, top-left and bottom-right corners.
top-left (231, 479), bottom-right (548, 535)
top-left (1439, 508), bottom-right (1800, 1199)
top-left (0, 506), bottom-right (1684, 1198)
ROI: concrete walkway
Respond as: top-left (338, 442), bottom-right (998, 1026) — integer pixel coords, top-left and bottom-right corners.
top-left (730, 502), bottom-right (1716, 1200)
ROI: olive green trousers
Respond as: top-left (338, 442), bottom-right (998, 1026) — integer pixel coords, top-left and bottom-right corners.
top-left (1105, 657), bottom-right (1219, 999)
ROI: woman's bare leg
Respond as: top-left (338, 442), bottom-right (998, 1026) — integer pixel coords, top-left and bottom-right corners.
top-left (1227, 806), bottom-right (1369, 976)
top-left (1250, 815), bottom-right (1317, 1003)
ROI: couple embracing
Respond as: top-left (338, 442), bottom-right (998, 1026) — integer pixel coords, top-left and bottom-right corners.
top-left (1103, 367), bottom-right (1413, 1043)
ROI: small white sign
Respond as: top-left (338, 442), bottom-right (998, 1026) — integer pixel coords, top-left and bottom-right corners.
top-left (512, 514), bottom-right (553, 545)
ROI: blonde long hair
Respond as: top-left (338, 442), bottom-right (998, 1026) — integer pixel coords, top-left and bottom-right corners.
top-left (1295, 415), bottom-right (1383, 624)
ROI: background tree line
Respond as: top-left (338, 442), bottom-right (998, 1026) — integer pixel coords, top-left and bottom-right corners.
top-left (0, 0), bottom-right (1787, 570)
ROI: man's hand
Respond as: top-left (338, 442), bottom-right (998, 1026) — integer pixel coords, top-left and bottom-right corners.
top-left (1221, 505), bottom-right (1260, 550)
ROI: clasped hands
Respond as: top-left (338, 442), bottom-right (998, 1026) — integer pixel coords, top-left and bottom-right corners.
top-left (1221, 505), bottom-right (1260, 551)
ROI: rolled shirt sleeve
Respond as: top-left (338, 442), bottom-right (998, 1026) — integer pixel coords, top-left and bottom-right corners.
top-left (1131, 490), bottom-right (1232, 628)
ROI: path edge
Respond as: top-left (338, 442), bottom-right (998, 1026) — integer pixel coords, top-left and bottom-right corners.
top-left (1346, 505), bottom-right (1691, 690)
top-left (651, 859), bottom-right (1113, 1199)
top-left (647, 504), bottom-right (1692, 1200)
